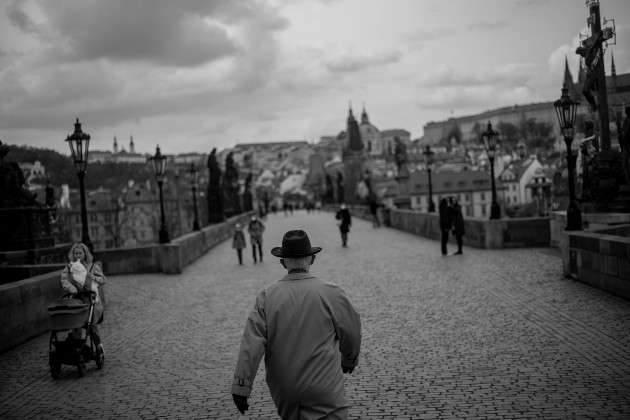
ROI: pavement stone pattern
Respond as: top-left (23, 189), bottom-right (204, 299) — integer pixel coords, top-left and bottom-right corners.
top-left (1, 210), bottom-right (629, 419)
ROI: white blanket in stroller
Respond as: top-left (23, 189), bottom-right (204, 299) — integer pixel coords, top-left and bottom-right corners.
top-left (70, 261), bottom-right (99, 294)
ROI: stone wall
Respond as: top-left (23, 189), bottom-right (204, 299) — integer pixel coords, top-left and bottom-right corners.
top-left (0, 212), bottom-right (253, 353)
top-left (348, 205), bottom-right (550, 249)
top-left (562, 226), bottom-right (630, 300)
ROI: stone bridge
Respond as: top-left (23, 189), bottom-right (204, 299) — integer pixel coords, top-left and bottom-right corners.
top-left (1, 210), bottom-right (629, 419)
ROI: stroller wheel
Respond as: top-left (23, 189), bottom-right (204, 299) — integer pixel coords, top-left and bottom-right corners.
top-left (49, 350), bottom-right (61, 379)
top-left (77, 355), bottom-right (86, 377)
top-left (96, 344), bottom-right (105, 369)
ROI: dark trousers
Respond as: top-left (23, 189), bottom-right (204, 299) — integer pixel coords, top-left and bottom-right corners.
top-left (237, 249), bottom-right (243, 265)
top-left (341, 232), bottom-right (348, 247)
top-left (252, 243), bottom-right (262, 262)
top-left (441, 228), bottom-right (450, 255)
top-left (455, 234), bottom-right (463, 253)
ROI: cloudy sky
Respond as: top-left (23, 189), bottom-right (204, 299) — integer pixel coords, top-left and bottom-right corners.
top-left (1, 0), bottom-right (629, 156)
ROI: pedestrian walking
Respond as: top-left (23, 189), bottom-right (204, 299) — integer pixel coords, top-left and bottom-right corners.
top-left (335, 203), bottom-right (352, 247)
top-left (438, 198), bottom-right (452, 256)
top-left (450, 198), bottom-right (465, 255)
top-left (247, 216), bottom-right (265, 264)
top-left (369, 198), bottom-right (380, 228)
top-left (59, 243), bottom-right (106, 350)
top-left (232, 223), bottom-right (246, 265)
top-left (231, 229), bottom-right (362, 419)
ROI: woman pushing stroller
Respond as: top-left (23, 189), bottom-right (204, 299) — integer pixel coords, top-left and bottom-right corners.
top-left (60, 243), bottom-right (106, 350)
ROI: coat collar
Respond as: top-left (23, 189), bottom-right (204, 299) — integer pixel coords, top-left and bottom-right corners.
top-left (280, 272), bottom-right (316, 281)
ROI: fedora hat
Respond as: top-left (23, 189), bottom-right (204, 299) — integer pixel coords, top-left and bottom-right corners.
top-left (271, 230), bottom-right (322, 258)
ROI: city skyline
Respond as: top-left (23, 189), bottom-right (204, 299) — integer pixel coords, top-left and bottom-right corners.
top-left (1, 0), bottom-right (629, 156)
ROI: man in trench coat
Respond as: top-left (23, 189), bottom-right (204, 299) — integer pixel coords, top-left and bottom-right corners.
top-left (231, 229), bottom-right (362, 419)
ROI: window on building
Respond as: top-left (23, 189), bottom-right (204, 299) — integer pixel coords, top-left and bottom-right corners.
top-left (89, 213), bottom-right (97, 222)
top-left (507, 197), bottom-right (510, 204)
top-left (481, 205), bottom-right (487, 216)
top-left (480, 193), bottom-right (485, 201)
top-left (465, 206), bottom-right (471, 216)
top-left (90, 227), bottom-right (98, 237)
top-left (465, 194), bottom-right (470, 202)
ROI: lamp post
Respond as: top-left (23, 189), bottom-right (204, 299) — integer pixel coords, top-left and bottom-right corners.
top-left (65, 118), bottom-right (93, 251)
top-left (554, 84), bottom-right (582, 231)
top-left (149, 145), bottom-right (170, 243)
top-left (481, 121), bottom-right (501, 219)
top-left (422, 145), bottom-right (436, 212)
top-left (187, 163), bottom-right (200, 231)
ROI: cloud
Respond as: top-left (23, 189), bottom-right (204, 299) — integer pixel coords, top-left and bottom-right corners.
top-left (325, 49), bottom-right (403, 73)
top-left (417, 63), bottom-right (539, 89)
top-left (6, 0), bottom-right (38, 34)
top-left (465, 19), bottom-right (509, 32)
top-left (29, 0), bottom-right (288, 68)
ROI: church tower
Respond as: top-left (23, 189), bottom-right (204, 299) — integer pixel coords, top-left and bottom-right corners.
top-left (563, 56), bottom-right (579, 99)
top-left (113, 136), bottom-right (118, 153)
top-left (129, 135), bottom-right (135, 154)
top-left (343, 104), bottom-right (368, 204)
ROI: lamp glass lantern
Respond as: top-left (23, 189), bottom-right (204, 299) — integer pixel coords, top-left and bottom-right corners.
top-left (481, 122), bottom-right (499, 159)
top-left (423, 144), bottom-right (435, 168)
top-left (187, 163), bottom-right (199, 187)
top-left (65, 118), bottom-right (91, 173)
top-left (150, 146), bottom-right (167, 182)
top-left (554, 84), bottom-right (579, 140)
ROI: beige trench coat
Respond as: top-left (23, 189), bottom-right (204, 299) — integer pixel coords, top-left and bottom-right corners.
top-left (231, 272), bottom-right (361, 420)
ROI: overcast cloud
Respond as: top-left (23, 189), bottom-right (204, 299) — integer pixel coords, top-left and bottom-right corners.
top-left (1, 0), bottom-right (629, 155)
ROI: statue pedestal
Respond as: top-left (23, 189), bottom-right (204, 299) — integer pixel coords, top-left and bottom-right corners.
top-left (207, 185), bottom-right (223, 224)
top-left (394, 166), bottom-right (411, 209)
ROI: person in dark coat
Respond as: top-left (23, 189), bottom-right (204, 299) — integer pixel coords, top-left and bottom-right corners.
top-left (450, 198), bottom-right (465, 255)
top-left (369, 198), bottom-right (380, 228)
top-left (335, 203), bottom-right (352, 247)
top-left (247, 216), bottom-right (266, 264)
top-left (232, 223), bottom-right (246, 265)
top-left (438, 198), bottom-right (452, 256)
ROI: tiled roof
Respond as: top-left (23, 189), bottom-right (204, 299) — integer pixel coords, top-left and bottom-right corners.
top-left (409, 170), bottom-right (503, 194)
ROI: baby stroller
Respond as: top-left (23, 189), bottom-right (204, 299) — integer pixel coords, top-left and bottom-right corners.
top-left (47, 291), bottom-right (104, 378)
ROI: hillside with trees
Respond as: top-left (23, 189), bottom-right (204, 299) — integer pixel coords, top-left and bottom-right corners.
top-left (7, 144), bottom-right (155, 191)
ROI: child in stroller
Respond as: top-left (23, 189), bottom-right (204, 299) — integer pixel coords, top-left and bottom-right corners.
top-left (48, 243), bottom-right (106, 378)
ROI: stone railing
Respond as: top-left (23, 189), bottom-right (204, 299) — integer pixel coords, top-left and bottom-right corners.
top-left (346, 205), bottom-right (550, 249)
top-left (0, 212), bottom-right (253, 353)
top-left (558, 213), bottom-right (630, 301)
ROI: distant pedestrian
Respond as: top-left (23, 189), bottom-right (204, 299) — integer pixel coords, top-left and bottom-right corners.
top-left (231, 229), bottom-right (361, 419)
top-left (369, 198), bottom-right (380, 228)
top-left (450, 198), bottom-right (465, 255)
top-left (232, 223), bottom-right (246, 265)
top-left (336, 203), bottom-right (352, 247)
top-left (439, 198), bottom-right (452, 256)
top-left (248, 216), bottom-right (266, 264)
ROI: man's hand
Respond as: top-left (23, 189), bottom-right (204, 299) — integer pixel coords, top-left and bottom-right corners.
top-left (342, 365), bottom-right (354, 374)
top-left (232, 394), bottom-right (249, 415)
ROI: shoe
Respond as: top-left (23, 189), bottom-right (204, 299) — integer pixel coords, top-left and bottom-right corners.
top-left (454, 251), bottom-right (463, 255)
top-left (98, 343), bottom-right (105, 356)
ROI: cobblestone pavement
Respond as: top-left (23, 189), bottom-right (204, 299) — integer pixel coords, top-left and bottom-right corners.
top-left (2, 211), bottom-right (630, 419)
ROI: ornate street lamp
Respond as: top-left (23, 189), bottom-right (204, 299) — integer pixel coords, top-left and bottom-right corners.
top-left (187, 163), bottom-right (200, 231)
top-left (481, 121), bottom-right (501, 219)
top-left (65, 118), bottom-right (93, 251)
top-left (554, 84), bottom-right (582, 231)
top-left (148, 145), bottom-right (170, 243)
top-left (422, 144), bottom-right (436, 212)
